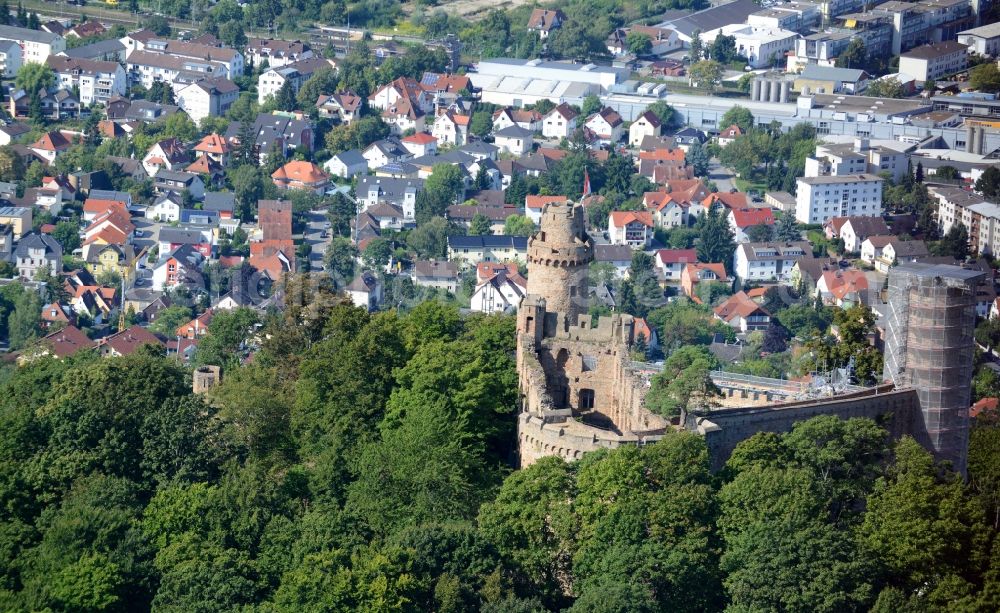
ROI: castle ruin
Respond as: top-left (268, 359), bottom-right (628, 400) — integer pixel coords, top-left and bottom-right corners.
top-left (516, 202), bottom-right (982, 474)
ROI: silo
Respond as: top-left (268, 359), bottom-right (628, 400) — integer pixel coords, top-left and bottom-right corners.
top-left (973, 127), bottom-right (983, 156)
top-left (751, 79), bottom-right (762, 102)
top-left (966, 126), bottom-right (976, 153)
top-left (977, 127), bottom-right (986, 155)
top-left (769, 80), bottom-right (780, 102)
top-left (759, 80), bottom-right (770, 102)
top-left (779, 80), bottom-right (790, 103)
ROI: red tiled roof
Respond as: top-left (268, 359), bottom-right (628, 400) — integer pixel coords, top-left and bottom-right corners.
top-left (610, 210), bottom-right (653, 227)
top-left (402, 132), bottom-right (437, 144)
top-left (194, 133), bottom-right (230, 155)
top-left (272, 161), bottom-right (328, 184)
top-left (730, 207), bottom-right (775, 228)
top-left (40, 325), bottom-right (94, 357)
top-left (525, 194), bottom-right (567, 210)
top-left (656, 248), bottom-right (697, 265)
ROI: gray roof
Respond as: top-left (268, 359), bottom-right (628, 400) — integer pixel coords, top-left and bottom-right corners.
top-left (659, 0), bottom-right (760, 36)
top-left (594, 244), bottom-right (634, 263)
top-left (357, 176), bottom-right (424, 200)
top-left (0, 24), bottom-right (63, 45)
top-left (61, 39), bottom-right (126, 59)
top-left (203, 192), bottom-right (235, 212)
top-left (159, 227), bottom-right (206, 244)
top-left (800, 64), bottom-right (867, 83)
top-left (332, 149), bottom-right (367, 166)
top-left (14, 233), bottom-right (61, 258)
top-left (494, 125), bottom-right (534, 138)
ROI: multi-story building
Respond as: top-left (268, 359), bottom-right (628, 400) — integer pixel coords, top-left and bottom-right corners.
top-left (806, 138), bottom-right (910, 182)
top-left (733, 241), bottom-right (812, 281)
top-left (14, 233), bottom-right (63, 279)
top-left (869, 0), bottom-right (974, 55)
top-left (748, 1), bottom-right (822, 33)
top-left (257, 57), bottom-right (335, 104)
top-left (709, 24), bottom-right (799, 68)
top-left (957, 22), bottom-right (1000, 56)
top-left (174, 76), bottom-right (239, 123)
top-left (447, 235), bottom-right (528, 269)
top-left (0, 40), bottom-right (21, 78)
top-left (899, 40), bottom-right (969, 82)
top-left (0, 25), bottom-right (65, 63)
top-left (125, 38), bottom-right (243, 89)
top-left (932, 185), bottom-right (1000, 255)
top-left (245, 38), bottom-right (312, 69)
top-left (795, 174), bottom-right (884, 224)
top-left (47, 56), bottom-right (127, 106)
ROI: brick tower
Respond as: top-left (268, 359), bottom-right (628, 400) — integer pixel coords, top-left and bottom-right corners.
top-left (526, 200), bottom-right (593, 324)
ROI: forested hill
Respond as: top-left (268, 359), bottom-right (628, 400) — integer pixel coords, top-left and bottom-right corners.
top-left (1, 295), bottom-right (999, 611)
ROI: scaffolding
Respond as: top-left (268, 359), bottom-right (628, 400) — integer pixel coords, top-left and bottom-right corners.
top-left (883, 263), bottom-right (983, 475)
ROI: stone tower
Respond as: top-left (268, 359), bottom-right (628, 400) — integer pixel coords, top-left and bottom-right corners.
top-left (526, 201), bottom-right (593, 324)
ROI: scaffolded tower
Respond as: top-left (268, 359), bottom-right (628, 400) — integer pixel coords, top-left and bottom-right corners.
top-left (883, 263), bottom-right (983, 475)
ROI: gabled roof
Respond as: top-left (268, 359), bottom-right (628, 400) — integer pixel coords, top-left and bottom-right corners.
top-left (271, 161), bottom-right (328, 184)
top-left (194, 133), bottom-right (230, 155)
top-left (402, 132), bottom-right (437, 145)
top-left (527, 8), bottom-right (566, 31)
top-left (99, 325), bottom-right (163, 356)
top-left (719, 124), bottom-right (743, 139)
top-left (32, 131), bottom-right (74, 152)
top-left (546, 103), bottom-right (578, 121)
top-left (657, 248), bottom-right (698, 265)
top-left (635, 110), bottom-right (662, 128)
top-left (588, 107), bottom-right (623, 128)
top-left (525, 195), bottom-right (567, 210)
top-left (494, 125), bottom-right (533, 139)
top-left (39, 325), bottom-right (95, 358)
top-left (715, 291), bottom-right (768, 322)
top-left (610, 210), bottom-right (653, 228)
top-left (730, 207), bottom-right (775, 228)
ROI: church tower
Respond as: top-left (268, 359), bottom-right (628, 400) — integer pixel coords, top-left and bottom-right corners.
top-left (526, 201), bottom-right (594, 324)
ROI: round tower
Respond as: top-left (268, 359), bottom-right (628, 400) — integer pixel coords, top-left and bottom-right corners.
top-left (526, 200), bottom-right (593, 324)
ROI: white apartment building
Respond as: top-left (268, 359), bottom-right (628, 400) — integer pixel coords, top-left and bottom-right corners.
top-left (245, 38), bottom-right (313, 69)
top-left (958, 22), bottom-right (1000, 57)
top-left (708, 24), bottom-right (799, 69)
top-left (805, 138), bottom-right (910, 183)
top-left (733, 241), bottom-right (812, 281)
top-left (175, 77), bottom-right (239, 123)
top-left (932, 185), bottom-right (1000, 255)
top-left (257, 58), bottom-right (336, 105)
top-left (0, 24), bottom-right (65, 64)
top-left (47, 56), bottom-right (127, 106)
top-left (898, 40), bottom-right (969, 82)
top-left (795, 174), bottom-right (883, 224)
top-left (0, 40), bottom-right (21, 78)
top-left (125, 39), bottom-right (243, 89)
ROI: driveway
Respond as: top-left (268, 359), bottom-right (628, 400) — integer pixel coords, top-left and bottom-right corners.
top-left (304, 209), bottom-right (332, 271)
top-left (707, 157), bottom-right (737, 194)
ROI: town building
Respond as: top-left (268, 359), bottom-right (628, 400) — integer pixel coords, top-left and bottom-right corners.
top-left (957, 22), bottom-right (1000, 56)
top-left (608, 211), bottom-right (654, 248)
top-left (174, 77), bottom-right (239, 123)
top-left (0, 25), bottom-right (65, 63)
top-left (257, 57), bottom-right (335, 104)
top-left (898, 40), bottom-right (969, 83)
top-left (245, 38), bottom-right (312, 69)
top-left (733, 241), bottom-right (812, 281)
top-left (14, 233), bottom-right (62, 279)
top-left (795, 174), bottom-right (883, 224)
top-left (629, 110), bottom-right (662, 147)
top-left (447, 235), bottom-right (528, 268)
top-left (0, 40), bottom-right (21, 78)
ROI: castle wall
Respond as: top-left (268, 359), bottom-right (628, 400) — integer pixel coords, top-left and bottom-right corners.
top-left (686, 386), bottom-right (919, 470)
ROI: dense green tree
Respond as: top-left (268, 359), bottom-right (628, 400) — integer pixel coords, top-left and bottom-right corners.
top-left (416, 164), bottom-right (466, 223)
top-left (970, 63), bottom-right (1000, 93)
top-left (50, 220), bottom-right (80, 253)
top-left (14, 62), bottom-right (54, 95)
top-left (194, 307), bottom-right (260, 368)
top-left (976, 166), bottom-right (1000, 200)
top-left (695, 208), bottom-right (736, 273)
top-left (688, 60), bottom-right (723, 91)
top-left (504, 214), bottom-right (535, 237)
top-left (470, 213), bottom-right (492, 236)
top-left (580, 95), bottom-right (603, 118)
top-left (686, 141), bottom-right (709, 176)
top-left (407, 216), bottom-right (451, 259)
top-left (720, 105), bottom-right (754, 133)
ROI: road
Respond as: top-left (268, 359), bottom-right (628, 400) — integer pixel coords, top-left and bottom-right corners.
top-left (707, 157), bottom-right (737, 195)
top-left (304, 209), bottom-right (331, 272)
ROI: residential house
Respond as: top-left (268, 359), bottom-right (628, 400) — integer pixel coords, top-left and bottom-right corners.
top-left (432, 111), bottom-right (470, 146)
top-left (681, 262), bottom-right (728, 302)
top-left (728, 207), bottom-right (776, 242)
top-left (0, 206), bottom-right (31, 238)
top-left (368, 77), bottom-right (434, 115)
top-left (673, 127), bottom-right (707, 151)
top-left (82, 197), bottom-right (128, 222)
top-left (316, 91), bottom-right (362, 123)
top-left (60, 38), bottom-right (126, 62)
top-left (30, 130), bottom-right (75, 164)
top-left (15, 233), bottom-right (62, 279)
top-left (105, 97), bottom-right (179, 123)
top-left (9, 87), bottom-right (79, 120)
top-left (0, 121), bottom-right (29, 146)
top-left (638, 147), bottom-right (693, 183)
top-left (177, 309), bottom-right (213, 339)
top-left (717, 124), bottom-right (743, 147)
top-left (142, 138), bottom-right (188, 177)
top-left (124, 38), bottom-right (244, 89)
top-left (0, 224), bottom-right (11, 261)
top-left (382, 98), bottom-right (425, 135)
top-left (66, 21), bottom-right (107, 39)
top-left (525, 195), bottom-right (567, 226)
top-left (494, 125), bottom-right (534, 156)
top-left (362, 138), bottom-right (412, 171)
top-left (492, 108), bottom-right (542, 133)
top-left (20, 326), bottom-right (94, 363)
top-left (158, 227), bottom-right (213, 259)
top-left (447, 235), bottom-right (528, 268)
top-left (271, 161), bottom-right (329, 194)
top-left (46, 55), bottom-right (127, 105)
top-left (584, 107), bottom-right (624, 145)
top-left (324, 149), bottom-right (368, 179)
top-left (246, 38), bottom-right (312, 69)
top-left (175, 76), bottom-right (239, 123)
top-left (83, 207), bottom-right (134, 246)
top-left (714, 291), bottom-right (770, 332)
top-left (186, 154), bottom-right (225, 187)
top-left (41, 301), bottom-right (74, 329)
top-left (542, 104), bottom-right (578, 139)
top-left (608, 211), bottom-right (654, 248)
top-left (733, 241), bottom-right (812, 281)
top-left (629, 110), bottom-right (662, 147)
top-left (356, 177), bottom-right (424, 218)
top-left (527, 8), bottom-right (566, 39)
top-left (860, 236), bottom-right (930, 273)
top-left (347, 271), bottom-right (383, 311)
top-left (98, 326), bottom-right (163, 358)
top-left (223, 112), bottom-right (315, 159)
top-left (401, 132), bottom-right (438, 157)
top-left (594, 244), bottom-right (634, 278)
top-left (445, 204), bottom-right (519, 235)
top-left (203, 192), bottom-right (236, 219)
top-left (656, 248), bottom-right (699, 282)
top-left (816, 268), bottom-right (869, 307)
top-left (823, 215), bottom-right (890, 252)
top-left (471, 266), bottom-right (527, 313)
top-left (412, 260), bottom-right (460, 293)
top-left (152, 244), bottom-right (204, 291)
top-left (146, 192), bottom-right (183, 222)
top-left (957, 22), bottom-right (1000, 57)
top-left (154, 169), bottom-right (206, 199)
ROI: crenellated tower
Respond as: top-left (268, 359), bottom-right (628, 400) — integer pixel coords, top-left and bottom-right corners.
top-left (525, 200), bottom-right (593, 325)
